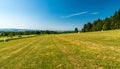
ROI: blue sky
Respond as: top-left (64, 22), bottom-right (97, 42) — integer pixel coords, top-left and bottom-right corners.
top-left (0, 0), bottom-right (120, 30)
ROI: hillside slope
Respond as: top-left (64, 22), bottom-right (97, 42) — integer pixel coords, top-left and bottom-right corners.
top-left (0, 30), bottom-right (120, 69)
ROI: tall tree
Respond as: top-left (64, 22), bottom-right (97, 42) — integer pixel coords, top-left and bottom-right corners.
top-left (74, 27), bottom-right (79, 33)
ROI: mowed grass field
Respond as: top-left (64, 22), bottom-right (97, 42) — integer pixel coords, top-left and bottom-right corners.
top-left (1, 30), bottom-right (120, 69)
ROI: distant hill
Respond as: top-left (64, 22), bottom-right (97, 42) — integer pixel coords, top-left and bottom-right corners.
top-left (81, 9), bottom-right (120, 32)
top-left (0, 28), bottom-right (34, 32)
top-left (0, 28), bottom-right (73, 34)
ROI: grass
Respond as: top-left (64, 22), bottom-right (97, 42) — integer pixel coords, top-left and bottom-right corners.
top-left (0, 30), bottom-right (120, 69)
top-left (0, 35), bottom-right (35, 42)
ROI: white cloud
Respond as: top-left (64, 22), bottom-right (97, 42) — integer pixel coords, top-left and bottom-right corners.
top-left (61, 11), bottom-right (88, 18)
top-left (61, 11), bottom-right (99, 18)
top-left (90, 12), bottom-right (99, 14)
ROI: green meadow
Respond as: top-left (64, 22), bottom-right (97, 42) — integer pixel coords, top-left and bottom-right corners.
top-left (0, 30), bottom-right (120, 69)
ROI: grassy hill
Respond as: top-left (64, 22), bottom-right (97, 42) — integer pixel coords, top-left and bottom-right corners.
top-left (0, 30), bottom-right (120, 69)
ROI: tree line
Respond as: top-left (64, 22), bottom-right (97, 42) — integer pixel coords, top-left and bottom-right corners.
top-left (81, 9), bottom-right (120, 32)
top-left (0, 30), bottom-right (75, 37)
top-left (0, 30), bottom-right (58, 36)
top-left (0, 31), bottom-right (40, 38)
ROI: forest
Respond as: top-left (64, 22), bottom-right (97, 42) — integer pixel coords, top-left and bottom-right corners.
top-left (81, 9), bottom-right (120, 32)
